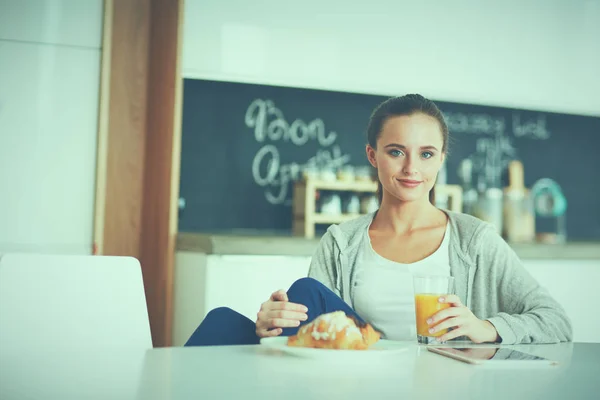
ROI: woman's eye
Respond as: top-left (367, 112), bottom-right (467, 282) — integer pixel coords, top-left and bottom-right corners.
top-left (389, 149), bottom-right (403, 157)
top-left (422, 151), bottom-right (434, 159)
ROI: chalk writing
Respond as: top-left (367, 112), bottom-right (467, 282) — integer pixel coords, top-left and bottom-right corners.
top-left (245, 99), bottom-right (338, 147)
top-left (246, 99), bottom-right (351, 204)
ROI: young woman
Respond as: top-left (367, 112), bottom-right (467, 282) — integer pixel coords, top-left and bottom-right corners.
top-left (186, 94), bottom-right (572, 346)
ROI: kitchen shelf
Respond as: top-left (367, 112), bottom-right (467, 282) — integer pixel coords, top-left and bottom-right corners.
top-left (299, 179), bottom-right (377, 192)
top-left (292, 178), bottom-right (377, 239)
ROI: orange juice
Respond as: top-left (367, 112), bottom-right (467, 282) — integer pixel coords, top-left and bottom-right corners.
top-left (415, 293), bottom-right (450, 337)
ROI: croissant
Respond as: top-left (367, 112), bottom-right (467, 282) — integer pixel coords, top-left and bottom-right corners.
top-left (287, 311), bottom-right (380, 350)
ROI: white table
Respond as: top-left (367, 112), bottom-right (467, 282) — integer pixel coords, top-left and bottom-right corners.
top-left (1, 342), bottom-right (598, 399)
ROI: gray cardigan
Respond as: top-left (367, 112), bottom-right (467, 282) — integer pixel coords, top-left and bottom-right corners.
top-left (307, 211), bottom-right (572, 344)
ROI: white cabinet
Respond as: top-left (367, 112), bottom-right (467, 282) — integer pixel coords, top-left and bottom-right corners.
top-left (523, 260), bottom-right (600, 343)
top-left (173, 253), bottom-right (310, 346)
top-left (0, 0), bottom-right (103, 47)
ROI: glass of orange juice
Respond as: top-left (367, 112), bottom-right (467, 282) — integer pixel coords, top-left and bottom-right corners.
top-left (413, 275), bottom-right (455, 344)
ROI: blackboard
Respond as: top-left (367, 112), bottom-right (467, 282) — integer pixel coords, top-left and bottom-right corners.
top-left (179, 79), bottom-right (600, 240)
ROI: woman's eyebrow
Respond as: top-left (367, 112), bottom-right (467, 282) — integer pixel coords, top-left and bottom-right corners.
top-left (384, 143), bottom-right (406, 149)
top-left (384, 143), bottom-right (439, 151)
top-left (420, 145), bottom-right (439, 151)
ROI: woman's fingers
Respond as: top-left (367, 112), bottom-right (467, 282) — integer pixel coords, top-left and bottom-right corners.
top-left (269, 301), bottom-right (308, 313)
top-left (256, 314), bottom-right (299, 337)
top-left (267, 309), bottom-right (308, 322)
top-left (259, 328), bottom-right (282, 337)
top-left (428, 306), bottom-right (462, 325)
top-left (256, 309), bottom-right (307, 332)
top-left (439, 294), bottom-right (463, 307)
top-left (270, 290), bottom-right (289, 302)
top-left (256, 293), bottom-right (309, 338)
top-left (267, 318), bottom-right (303, 328)
top-left (437, 327), bottom-right (465, 342)
top-left (429, 316), bottom-right (461, 334)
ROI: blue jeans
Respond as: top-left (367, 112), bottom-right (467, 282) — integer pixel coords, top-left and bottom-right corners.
top-left (185, 277), bottom-right (363, 346)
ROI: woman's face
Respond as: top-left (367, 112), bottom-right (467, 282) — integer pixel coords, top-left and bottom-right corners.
top-left (366, 113), bottom-right (446, 203)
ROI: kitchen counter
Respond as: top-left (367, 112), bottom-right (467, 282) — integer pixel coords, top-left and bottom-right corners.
top-left (174, 233), bottom-right (600, 345)
top-left (177, 232), bottom-right (600, 260)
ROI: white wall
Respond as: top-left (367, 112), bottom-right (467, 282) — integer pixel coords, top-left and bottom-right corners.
top-left (183, 0), bottom-right (600, 117)
top-left (0, 0), bottom-right (103, 254)
top-left (1, 0), bottom-right (598, 254)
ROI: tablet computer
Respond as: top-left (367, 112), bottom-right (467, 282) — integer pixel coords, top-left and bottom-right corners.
top-left (427, 346), bottom-right (559, 366)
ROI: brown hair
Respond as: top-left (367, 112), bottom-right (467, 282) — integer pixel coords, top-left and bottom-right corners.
top-left (366, 94), bottom-right (449, 204)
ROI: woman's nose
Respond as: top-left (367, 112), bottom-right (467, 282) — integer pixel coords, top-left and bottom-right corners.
top-left (402, 158), bottom-right (418, 176)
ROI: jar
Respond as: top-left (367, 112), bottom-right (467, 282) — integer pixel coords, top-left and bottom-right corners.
top-left (355, 166), bottom-right (374, 182)
top-left (473, 188), bottom-right (503, 235)
top-left (337, 165), bottom-right (355, 182)
top-left (319, 167), bottom-right (337, 182)
top-left (503, 189), bottom-right (535, 243)
top-left (360, 195), bottom-right (379, 214)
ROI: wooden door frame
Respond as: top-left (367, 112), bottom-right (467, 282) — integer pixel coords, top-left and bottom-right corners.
top-left (94, 0), bottom-right (184, 347)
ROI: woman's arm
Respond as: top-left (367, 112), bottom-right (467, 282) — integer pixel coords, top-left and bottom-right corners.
top-left (476, 225), bottom-right (573, 344)
top-left (307, 230), bottom-right (340, 296)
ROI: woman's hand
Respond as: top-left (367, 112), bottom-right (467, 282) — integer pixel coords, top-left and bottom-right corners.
top-left (427, 295), bottom-right (500, 344)
top-left (255, 289), bottom-right (308, 338)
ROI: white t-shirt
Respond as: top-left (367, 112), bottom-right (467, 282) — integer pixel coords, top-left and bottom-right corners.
top-left (353, 222), bottom-right (451, 340)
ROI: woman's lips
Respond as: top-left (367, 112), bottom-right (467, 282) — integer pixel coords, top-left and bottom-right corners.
top-left (397, 179), bottom-right (422, 188)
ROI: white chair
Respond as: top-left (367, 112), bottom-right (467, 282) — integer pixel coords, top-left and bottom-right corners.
top-left (0, 254), bottom-right (152, 350)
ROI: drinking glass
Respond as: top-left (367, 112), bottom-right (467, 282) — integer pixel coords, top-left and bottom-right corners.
top-left (413, 275), bottom-right (455, 344)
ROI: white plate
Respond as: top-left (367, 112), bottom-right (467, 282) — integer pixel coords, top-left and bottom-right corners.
top-left (260, 337), bottom-right (410, 360)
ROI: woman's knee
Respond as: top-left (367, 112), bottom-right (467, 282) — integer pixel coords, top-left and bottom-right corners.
top-left (288, 277), bottom-right (326, 293)
top-left (204, 306), bottom-right (238, 322)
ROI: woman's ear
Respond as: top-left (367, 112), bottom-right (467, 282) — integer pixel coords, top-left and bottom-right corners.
top-left (366, 145), bottom-right (377, 168)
